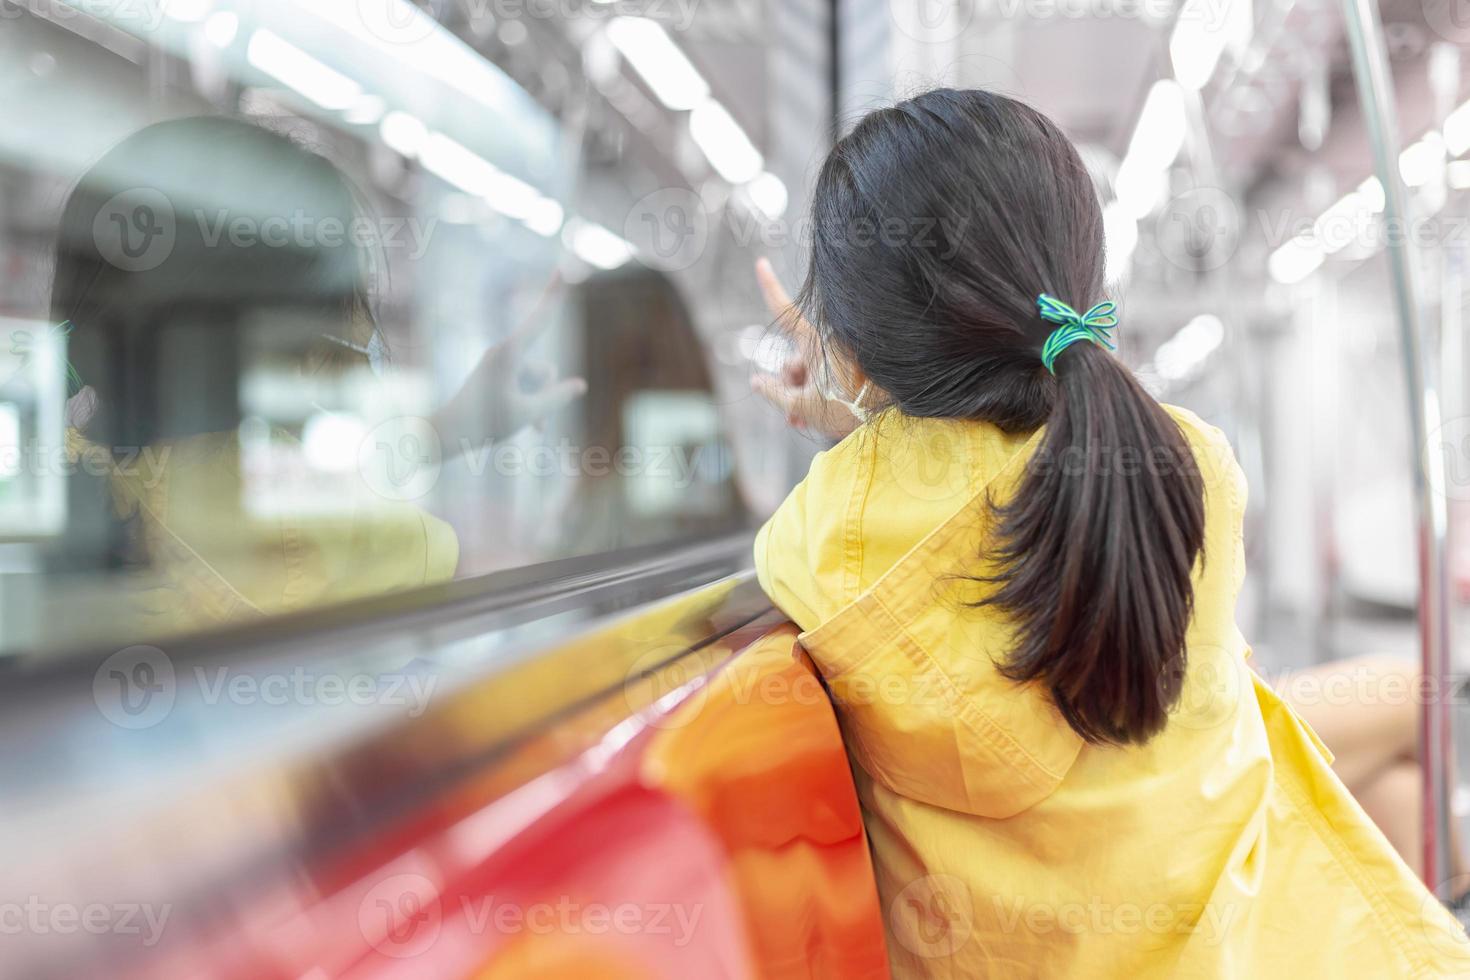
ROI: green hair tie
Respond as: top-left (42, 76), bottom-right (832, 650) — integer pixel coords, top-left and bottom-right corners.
top-left (1037, 294), bottom-right (1117, 375)
top-left (9, 320), bottom-right (84, 395)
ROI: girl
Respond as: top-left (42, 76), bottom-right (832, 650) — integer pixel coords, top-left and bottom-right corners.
top-left (47, 117), bottom-right (582, 637)
top-left (754, 89), bottom-right (1468, 977)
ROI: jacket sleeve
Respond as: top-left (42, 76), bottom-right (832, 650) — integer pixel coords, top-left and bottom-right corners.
top-left (754, 447), bottom-right (851, 633)
top-left (1165, 405), bottom-right (1251, 643)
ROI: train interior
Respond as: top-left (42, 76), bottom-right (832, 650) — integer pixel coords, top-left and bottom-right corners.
top-left (3, 0), bottom-right (1470, 975)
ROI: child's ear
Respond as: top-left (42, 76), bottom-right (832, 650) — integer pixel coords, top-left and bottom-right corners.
top-left (823, 345), bottom-right (867, 393)
top-left (841, 359), bottom-right (878, 406)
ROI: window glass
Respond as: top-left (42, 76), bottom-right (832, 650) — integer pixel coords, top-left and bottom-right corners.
top-left (0, 1), bottom-right (781, 656)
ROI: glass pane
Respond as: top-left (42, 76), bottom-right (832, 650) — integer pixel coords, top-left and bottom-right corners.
top-left (0, 2), bottom-right (777, 656)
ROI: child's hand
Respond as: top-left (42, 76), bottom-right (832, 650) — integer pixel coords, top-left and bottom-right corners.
top-left (751, 258), bottom-right (861, 441)
top-left (431, 274), bottom-right (587, 455)
top-left (434, 320), bottom-right (587, 448)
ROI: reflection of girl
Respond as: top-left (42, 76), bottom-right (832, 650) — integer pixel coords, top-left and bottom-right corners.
top-left (561, 265), bottom-right (743, 554)
top-left (48, 117), bottom-right (581, 634)
top-left (753, 90), bottom-right (1467, 976)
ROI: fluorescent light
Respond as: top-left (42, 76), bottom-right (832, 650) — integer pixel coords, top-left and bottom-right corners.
top-left (1125, 81), bottom-right (1187, 174)
top-left (1358, 176), bottom-right (1386, 212)
top-left (1155, 314), bottom-right (1224, 381)
top-left (1313, 191), bottom-right (1370, 254)
top-left (605, 16), bottom-right (710, 111)
top-left (746, 172), bottom-right (788, 219)
top-left (0, 402), bottom-right (18, 479)
top-left (1113, 81), bottom-right (1186, 219)
top-left (1113, 162), bottom-right (1167, 221)
top-left (343, 95), bottom-right (386, 126)
top-left (418, 131), bottom-right (564, 235)
top-left (566, 220), bottom-right (635, 270)
top-left (204, 11), bottom-right (238, 47)
top-left (420, 133), bottom-right (502, 196)
top-left (1400, 134), bottom-right (1443, 187)
top-left (1103, 201), bottom-right (1138, 282)
top-left (524, 199), bottom-right (565, 237)
top-left (306, 0), bottom-right (519, 116)
top-left (1225, 0), bottom-right (1254, 57)
top-left (690, 99), bottom-right (763, 183)
top-left (1446, 100), bottom-right (1470, 156)
top-left (380, 111), bottom-right (428, 157)
top-left (480, 169), bottom-right (544, 222)
top-left (1170, 0), bottom-right (1230, 91)
top-left (1268, 237), bottom-right (1324, 285)
top-left (247, 29), bottom-right (362, 111)
top-left (1450, 160), bottom-right (1470, 190)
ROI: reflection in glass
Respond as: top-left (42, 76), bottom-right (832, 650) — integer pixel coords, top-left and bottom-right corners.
top-left (0, 3), bottom-right (761, 657)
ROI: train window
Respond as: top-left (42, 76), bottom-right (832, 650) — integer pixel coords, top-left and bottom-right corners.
top-left (0, 2), bottom-right (779, 656)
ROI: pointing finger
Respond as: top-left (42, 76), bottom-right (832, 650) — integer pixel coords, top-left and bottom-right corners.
top-left (755, 257), bottom-right (793, 319)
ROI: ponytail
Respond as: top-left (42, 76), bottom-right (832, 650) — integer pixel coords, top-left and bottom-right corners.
top-left (979, 343), bottom-right (1206, 745)
top-left (795, 87), bottom-right (1209, 744)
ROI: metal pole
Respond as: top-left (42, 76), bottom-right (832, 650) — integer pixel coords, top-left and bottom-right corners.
top-left (1175, 83), bottom-right (1275, 647)
top-left (1339, 0), bottom-right (1455, 896)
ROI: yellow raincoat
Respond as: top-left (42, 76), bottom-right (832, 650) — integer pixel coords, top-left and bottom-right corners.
top-left (67, 427), bottom-right (459, 635)
top-left (756, 405), bottom-right (1470, 978)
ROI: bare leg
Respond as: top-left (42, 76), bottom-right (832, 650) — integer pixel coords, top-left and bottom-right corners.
top-left (1272, 655), bottom-right (1462, 883)
top-left (1272, 656), bottom-right (1418, 786)
top-left (1354, 761), bottom-right (1425, 877)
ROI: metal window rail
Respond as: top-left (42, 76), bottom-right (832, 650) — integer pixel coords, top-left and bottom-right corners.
top-left (1340, 0), bottom-right (1456, 896)
top-left (0, 529), bottom-right (759, 701)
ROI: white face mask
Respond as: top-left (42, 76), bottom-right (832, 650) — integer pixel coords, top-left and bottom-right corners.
top-left (365, 331), bottom-right (386, 377)
top-left (813, 358), bottom-right (872, 423)
top-left (838, 381), bottom-right (872, 423)
top-left (320, 331), bottom-right (386, 377)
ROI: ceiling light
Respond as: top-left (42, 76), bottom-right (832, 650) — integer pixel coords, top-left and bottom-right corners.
top-left (1268, 237), bottom-right (1324, 285)
top-left (1399, 134), bottom-right (1443, 187)
top-left (380, 111), bottom-right (429, 157)
top-left (247, 29), bottom-right (362, 111)
top-left (746, 172), bottom-right (789, 219)
top-left (690, 99), bottom-right (763, 183)
top-left (605, 16), bottom-right (710, 111)
top-left (1125, 81), bottom-right (1187, 174)
top-left (566, 220), bottom-right (636, 269)
top-left (1103, 201), bottom-right (1138, 282)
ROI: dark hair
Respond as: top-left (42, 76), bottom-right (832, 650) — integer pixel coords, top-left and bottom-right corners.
top-left (48, 116), bottom-right (379, 569)
top-left (796, 89), bottom-right (1206, 745)
top-left (52, 116), bottom-right (378, 448)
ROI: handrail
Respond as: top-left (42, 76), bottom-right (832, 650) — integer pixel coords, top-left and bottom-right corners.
top-left (0, 568), bottom-right (777, 977)
top-left (0, 529), bottom-right (758, 701)
top-left (1339, 0), bottom-right (1455, 896)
